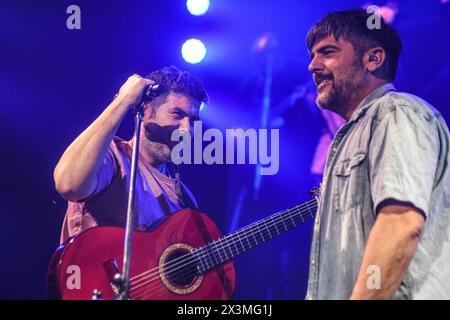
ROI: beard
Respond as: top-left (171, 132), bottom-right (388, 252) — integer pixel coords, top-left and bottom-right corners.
top-left (315, 60), bottom-right (365, 114)
top-left (143, 140), bottom-right (172, 163)
top-left (141, 122), bottom-right (178, 164)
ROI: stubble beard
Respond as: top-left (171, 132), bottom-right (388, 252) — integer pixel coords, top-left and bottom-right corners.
top-left (316, 60), bottom-right (366, 116)
top-left (140, 134), bottom-right (172, 165)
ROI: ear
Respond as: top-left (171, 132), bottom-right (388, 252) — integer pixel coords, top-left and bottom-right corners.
top-left (364, 47), bottom-right (386, 73)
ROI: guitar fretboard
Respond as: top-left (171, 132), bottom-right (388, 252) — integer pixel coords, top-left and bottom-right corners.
top-left (193, 198), bottom-right (318, 274)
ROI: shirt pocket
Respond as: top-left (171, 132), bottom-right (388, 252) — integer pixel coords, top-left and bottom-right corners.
top-left (332, 153), bottom-right (367, 216)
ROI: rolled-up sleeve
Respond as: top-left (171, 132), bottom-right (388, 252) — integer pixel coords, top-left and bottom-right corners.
top-left (369, 103), bottom-right (439, 218)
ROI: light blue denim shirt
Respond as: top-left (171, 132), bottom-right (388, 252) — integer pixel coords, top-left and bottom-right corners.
top-left (306, 83), bottom-right (450, 300)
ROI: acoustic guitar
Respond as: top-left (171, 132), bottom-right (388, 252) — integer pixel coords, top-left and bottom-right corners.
top-left (48, 190), bottom-right (319, 300)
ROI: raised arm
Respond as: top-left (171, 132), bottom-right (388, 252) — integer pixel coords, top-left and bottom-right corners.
top-left (54, 74), bottom-right (153, 202)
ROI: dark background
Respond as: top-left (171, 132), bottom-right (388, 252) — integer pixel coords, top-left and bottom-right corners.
top-left (1, 0), bottom-right (449, 299)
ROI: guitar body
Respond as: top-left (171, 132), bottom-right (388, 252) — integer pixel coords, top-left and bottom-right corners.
top-left (48, 209), bottom-right (235, 300)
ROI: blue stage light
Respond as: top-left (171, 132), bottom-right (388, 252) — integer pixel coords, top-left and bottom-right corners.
top-left (181, 39), bottom-right (207, 64)
top-left (186, 0), bottom-right (210, 16)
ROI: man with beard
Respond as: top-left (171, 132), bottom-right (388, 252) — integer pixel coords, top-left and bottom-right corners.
top-left (54, 66), bottom-right (207, 244)
top-left (306, 9), bottom-right (450, 299)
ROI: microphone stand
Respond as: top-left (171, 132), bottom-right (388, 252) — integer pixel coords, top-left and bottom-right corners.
top-left (112, 84), bottom-right (164, 300)
top-left (113, 101), bottom-right (143, 300)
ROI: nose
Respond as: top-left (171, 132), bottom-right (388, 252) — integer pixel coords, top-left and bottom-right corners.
top-left (179, 117), bottom-right (191, 135)
top-left (308, 55), bottom-right (322, 74)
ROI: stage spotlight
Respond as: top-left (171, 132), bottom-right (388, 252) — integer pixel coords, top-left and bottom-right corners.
top-left (181, 39), bottom-right (207, 64)
top-left (186, 0), bottom-right (210, 16)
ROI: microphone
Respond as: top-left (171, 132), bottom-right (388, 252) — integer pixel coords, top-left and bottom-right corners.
top-left (112, 83), bottom-right (166, 107)
top-left (136, 83), bottom-right (167, 112)
top-left (144, 83), bottom-right (166, 99)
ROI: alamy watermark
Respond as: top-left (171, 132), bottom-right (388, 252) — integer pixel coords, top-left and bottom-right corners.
top-left (366, 264), bottom-right (381, 290)
top-left (66, 5), bottom-right (81, 30)
top-left (170, 121), bottom-right (280, 175)
top-left (366, 5), bottom-right (382, 30)
top-left (66, 264), bottom-right (81, 289)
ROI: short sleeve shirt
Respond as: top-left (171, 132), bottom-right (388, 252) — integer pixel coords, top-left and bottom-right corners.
top-left (306, 84), bottom-right (450, 300)
top-left (60, 137), bottom-right (198, 243)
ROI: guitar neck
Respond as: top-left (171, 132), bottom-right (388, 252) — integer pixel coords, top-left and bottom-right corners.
top-left (193, 198), bottom-right (318, 274)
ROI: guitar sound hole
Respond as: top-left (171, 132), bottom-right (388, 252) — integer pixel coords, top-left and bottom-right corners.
top-left (164, 250), bottom-right (198, 287)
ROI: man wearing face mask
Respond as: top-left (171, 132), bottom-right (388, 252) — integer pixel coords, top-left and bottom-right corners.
top-left (306, 9), bottom-right (450, 299)
top-left (54, 66), bottom-right (208, 244)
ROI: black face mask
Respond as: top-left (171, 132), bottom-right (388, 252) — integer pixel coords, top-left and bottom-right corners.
top-left (143, 122), bottom-right (180, 149)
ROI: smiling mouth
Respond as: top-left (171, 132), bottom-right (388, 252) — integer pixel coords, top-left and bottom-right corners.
top-left (317, 78), bottom-right (332, 92)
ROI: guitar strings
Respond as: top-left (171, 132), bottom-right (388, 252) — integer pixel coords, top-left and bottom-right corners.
top-left (129, 199), bottom-right (317, 299)
top-left (131, 204), bottom-right (317, 300)
top-left (130, 198), bottom-right (316, 285)
top-left (132, 205), bottom-right (312, 299)
top-left (130, 203), bottom-right (317, 300)
top-left (129, 199), bottom-right (317, 297)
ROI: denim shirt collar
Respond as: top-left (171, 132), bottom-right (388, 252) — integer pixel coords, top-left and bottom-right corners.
top-left (348, 83), bottom-right (397, 123)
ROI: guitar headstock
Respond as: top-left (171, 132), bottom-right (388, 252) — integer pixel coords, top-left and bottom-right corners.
top-left (308, 185), bottom-right (321, 200)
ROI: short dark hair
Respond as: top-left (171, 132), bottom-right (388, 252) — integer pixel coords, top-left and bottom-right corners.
top-left (144, 66), bottom-right (209, 109)
top-left (306, 9), bottom-right (402, 81)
